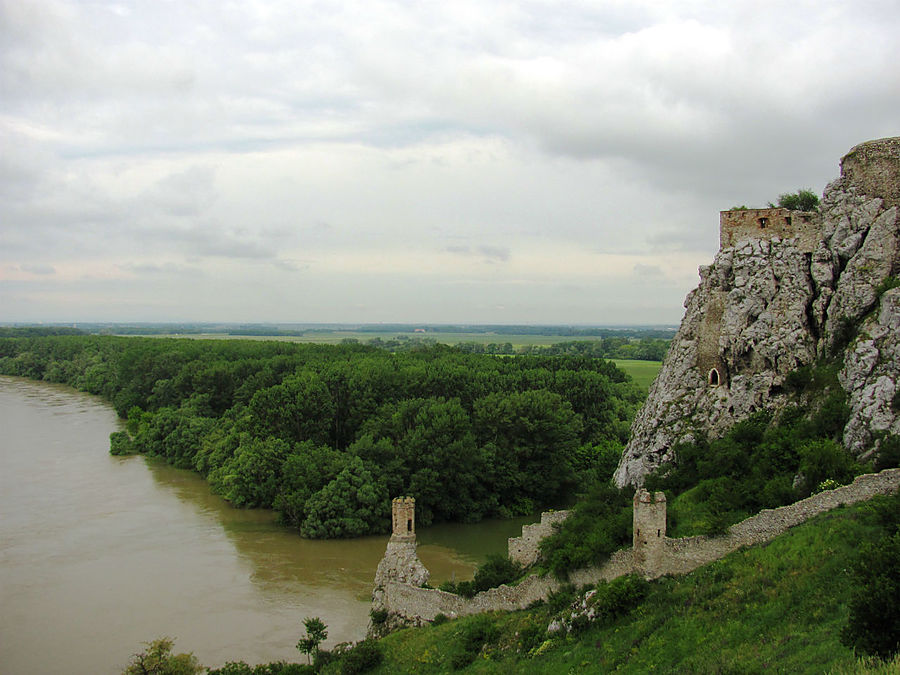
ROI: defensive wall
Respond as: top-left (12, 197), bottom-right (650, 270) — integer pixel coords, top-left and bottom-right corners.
top-left (719, 208), bottom-right (821, 252)
top-left (375, 467), bottom-right (900, 623)
top-left (507, 509), bottom-right (570, 567)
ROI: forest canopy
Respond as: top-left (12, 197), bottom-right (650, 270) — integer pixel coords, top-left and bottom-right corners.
top-left (0, 335), bottom-right (645, 538)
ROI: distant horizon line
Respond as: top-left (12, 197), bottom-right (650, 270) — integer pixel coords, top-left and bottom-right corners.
top-left (1, 320), bottom-right (679, 329)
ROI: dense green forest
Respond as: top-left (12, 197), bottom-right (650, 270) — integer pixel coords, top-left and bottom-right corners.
top-left (0, 334), bottom-right (644, 538)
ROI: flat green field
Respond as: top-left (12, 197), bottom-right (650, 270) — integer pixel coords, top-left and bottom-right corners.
top-left (610, 359), bottom-right (662, 390)
top-left (137, 332), bottom-right (664, 389)
top-left (147, 331), bottom-right (615, 348)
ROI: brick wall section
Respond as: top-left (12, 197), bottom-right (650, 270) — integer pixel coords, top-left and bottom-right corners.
top-left (377, 468), bottom-right (900, 622)
top-left (507, 510), bottom-right (571, 567)
top-left (719, 208), bottom-right (821, 252)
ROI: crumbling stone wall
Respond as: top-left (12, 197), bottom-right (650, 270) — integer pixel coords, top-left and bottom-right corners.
top-left (507, 510), bottom-right (570, 567)
top-left (841, 136), bottom-right (900, 209)
top-left (375, 468), bottom-right (900, 623)
top-left (720, 208), bottom-right (821, 253)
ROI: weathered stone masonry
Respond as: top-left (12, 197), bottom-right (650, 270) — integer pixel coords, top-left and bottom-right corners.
top-left (373, 497), bottom-right (429, 590)
top-left (507, 509), bottom-right (570, 567)
top-left (615, 137), bottom-right (900, 489)
top-left (374, 468), bottom-right (900, 623)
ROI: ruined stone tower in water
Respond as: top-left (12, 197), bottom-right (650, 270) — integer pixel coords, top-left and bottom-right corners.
top-left (373, 496), bottom-right (429, 590)
top-left (391, 496), bottom-right (416, 542)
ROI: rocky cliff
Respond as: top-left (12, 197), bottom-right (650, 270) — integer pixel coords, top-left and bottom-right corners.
top-left (615, 137), bottom-right (900, 488)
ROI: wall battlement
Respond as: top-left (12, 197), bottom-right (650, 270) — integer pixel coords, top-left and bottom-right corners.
top-left (719, 208), bottom-right (820, 252)
top-left (507, 510), bottom-right (570, 567)
top-left (374, 468), bottom-right (900, 624)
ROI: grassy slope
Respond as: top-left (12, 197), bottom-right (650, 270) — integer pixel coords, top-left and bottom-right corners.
top-left (352, 499), bottom-right (891, 674)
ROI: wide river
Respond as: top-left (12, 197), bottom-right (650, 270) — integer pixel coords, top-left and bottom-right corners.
top-left (0, 376), bottom-right (537, 673)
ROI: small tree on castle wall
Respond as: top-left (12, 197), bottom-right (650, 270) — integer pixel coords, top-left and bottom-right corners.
top-left (770, 189), bottom-right (820, 212)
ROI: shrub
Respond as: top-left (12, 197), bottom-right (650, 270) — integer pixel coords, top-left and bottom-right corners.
top-left (842, 531), bottom-right (900, 660)
top-left (450, 615), bottom-right (500, 670)
top-left (588, 574), bottom-right (650, 626)
top-left (785, 365), bottom-right (813, 393)
top-left (338, 640), bottom-right (382, 675)
top-left (109, 430), bottom-right (135, 456)
top-left (431, 613), bottom-right (449, 626)
top-left (773, 189), bottom-right (820, 212)
top-left (517, 617), bottom-right (546, 652)
top-left (368, 608), bottom-right (388, 626)
top-left (121, 637), bottom-right (203, 675)
top-left (875, 436), bottom-right (900, 471)
top-left (472, 554), bottom-right (522, 593)
top-left (799, 439), bottom-right (857, 492)
top-left (439, 579), bottom-right (476, 598)
top-left (539, 481), bottom-right (632, 579)
top-left (207, 664), bottom-right (313, 675)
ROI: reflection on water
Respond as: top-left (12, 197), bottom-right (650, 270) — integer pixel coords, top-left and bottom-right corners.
top-left (0, 377), bottom-right (539, 673)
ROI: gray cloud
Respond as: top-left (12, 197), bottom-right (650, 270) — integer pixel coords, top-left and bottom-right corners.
top-left (1, 0), bottom-right (898, 323)
top-left (18, 263), bottom-right (56, 275)
top-left (444, 245), bottom-right (511, 263)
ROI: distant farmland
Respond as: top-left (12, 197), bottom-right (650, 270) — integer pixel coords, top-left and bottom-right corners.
top-left (132, 329), bottom-right (664, 391)
top-left (610, 359), bottom-right (662, 390)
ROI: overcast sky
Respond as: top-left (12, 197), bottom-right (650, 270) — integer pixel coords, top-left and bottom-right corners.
top-left (1, 1), bottom-right (898, 325)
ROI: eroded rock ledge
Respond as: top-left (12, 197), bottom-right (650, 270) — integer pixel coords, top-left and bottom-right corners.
top-left (615, 137), bottom-right (900, 488)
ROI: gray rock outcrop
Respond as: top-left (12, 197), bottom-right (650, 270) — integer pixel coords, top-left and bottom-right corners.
top-left (615, 137), bottom-right (900, 487)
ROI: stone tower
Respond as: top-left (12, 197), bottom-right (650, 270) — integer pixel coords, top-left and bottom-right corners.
top-left (373, 496), bottom-right (429, 589)
top-left (632, 489), bottom-right (666, 576)
top-left (391, 496), bottom-right (416, 542)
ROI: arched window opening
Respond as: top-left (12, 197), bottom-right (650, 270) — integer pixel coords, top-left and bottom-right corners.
top-left (709, 368), bottom-right (720, 387)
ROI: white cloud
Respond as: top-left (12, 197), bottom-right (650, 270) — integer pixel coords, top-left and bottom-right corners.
top-left (1, 0), bottom-right (898, 323)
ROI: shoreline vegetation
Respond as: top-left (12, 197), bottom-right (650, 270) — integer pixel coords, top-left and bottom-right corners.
top-left (3, 327), bottom-right (898, 671)
top-left (0, 328), bottom-right (660, 539)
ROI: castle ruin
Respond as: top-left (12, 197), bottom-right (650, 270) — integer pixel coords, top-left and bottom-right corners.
top-left (372, 497), bottom-right (429, 595)
top-left (719, 207), bottom-right (821, 252)
top-left (372, 469), bottom-right (900, 625)
top-left (632, 489), bottom-right (666, 576)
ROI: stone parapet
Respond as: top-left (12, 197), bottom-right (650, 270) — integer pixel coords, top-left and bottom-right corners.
top-left (507, 510), bottom-right (570, 567)
top-left (376, 468), bottom-right (900, 624)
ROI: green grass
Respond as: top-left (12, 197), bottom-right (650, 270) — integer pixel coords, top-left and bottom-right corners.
top-left (339, 498), bottom-right (894, 674)
top-left (610, 359), bottom-right (662, 390)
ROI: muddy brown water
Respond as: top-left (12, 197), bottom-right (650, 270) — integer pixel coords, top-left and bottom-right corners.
top-left (0, 376), bottom-right (537, 673)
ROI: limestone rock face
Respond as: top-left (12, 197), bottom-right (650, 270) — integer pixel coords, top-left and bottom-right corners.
top-left (615, 137), bottom-right (900, 488)
top-left (373, 540), bottom-right (430, 589)
top-left (840, 288), bottom-right (900, 456)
